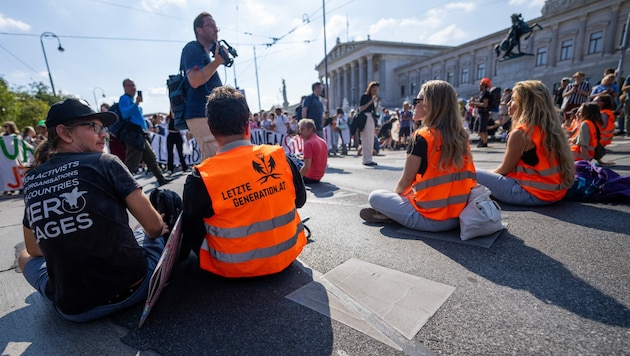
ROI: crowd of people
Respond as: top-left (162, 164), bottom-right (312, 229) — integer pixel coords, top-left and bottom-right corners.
top-left (6, 9), bottom-right (630, 324)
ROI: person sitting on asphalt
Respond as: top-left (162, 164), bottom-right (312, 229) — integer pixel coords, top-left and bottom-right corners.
top-left (476, 80), bottom-right (575, 206)
top-left (180, 86), bottom-right (307, 278)
top-left (570, 102), bottom-right (605, 162)
top-left (298, 118), bottom-right (328, 184)
top-left (18, 98), bottom-right (169, 322)
top-left (361, 80), bottom-right (477, 232)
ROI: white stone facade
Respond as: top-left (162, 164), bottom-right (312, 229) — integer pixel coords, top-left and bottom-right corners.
top-left (315, 0), bottom-right (630, 110)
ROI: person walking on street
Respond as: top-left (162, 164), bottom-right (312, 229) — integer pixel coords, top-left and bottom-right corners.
top-left (166, 112), bottom-right (189, 174)
top-left (118, 79), bottom-right (172, 186)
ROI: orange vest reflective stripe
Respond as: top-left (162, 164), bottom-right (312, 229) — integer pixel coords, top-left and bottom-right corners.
top-left (197, 144), bottom-right (305, 278)
top-left (408, 128), bottom-right (476, 220)
top-left (599, 109), bottom-right (615, 146)
top-left (506, 124), bottom-right (567, 202)
top-left (570, 120), bottom-right (597, 161)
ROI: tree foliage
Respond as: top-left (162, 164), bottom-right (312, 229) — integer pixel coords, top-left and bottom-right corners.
top-left (0, 77), bottom-right (69, 131)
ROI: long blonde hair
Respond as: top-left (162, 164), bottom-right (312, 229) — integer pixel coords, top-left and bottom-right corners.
top-left (512, 80), bottom-right (575, 188)
top-left (419, 80), bottom-right (471, 171)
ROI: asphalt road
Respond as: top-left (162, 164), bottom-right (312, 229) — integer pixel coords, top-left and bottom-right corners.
top-left (1, 136), bottom-right (629, 355)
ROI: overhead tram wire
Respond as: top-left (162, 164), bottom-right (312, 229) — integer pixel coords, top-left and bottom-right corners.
top-left (0, 43), bottom-right (43, 76)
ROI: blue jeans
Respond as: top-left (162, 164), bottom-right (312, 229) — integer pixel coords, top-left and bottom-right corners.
top-left (369, 189), bottom-right (459, 232)
top-left (23, 228), bottom-right (164, 322)
top-left (476, 169), bottom-right (548, 206)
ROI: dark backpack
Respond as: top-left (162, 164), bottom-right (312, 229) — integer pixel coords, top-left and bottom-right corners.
top-left (488, 87), bottom-right (502, 111)
top-left (295, 105), bottom-right (303, 121)
top-left (149, 188), bottom-right (183, 235)
top-left (167, 72), bottom-right (187, 130)
top-left (565, 160), bottom-right (630, 203)
top-left (108, 103), bottom-right (125, 138)
top-left (169, 41), bottom-right (210, 130)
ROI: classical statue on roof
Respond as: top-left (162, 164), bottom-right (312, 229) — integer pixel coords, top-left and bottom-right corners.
top-left (495, 13), bottom-right (543, 60)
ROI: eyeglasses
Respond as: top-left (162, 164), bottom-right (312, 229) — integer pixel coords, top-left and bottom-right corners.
top-left (73, 122), bottom-right (109, 135)
top-left (413, 97), bottom-right (424, 106)
top-left (203, 22), bottom-right (219, 31)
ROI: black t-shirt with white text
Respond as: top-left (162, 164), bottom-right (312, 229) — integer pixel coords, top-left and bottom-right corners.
top-left (22, 152), bottom-right (147, 314)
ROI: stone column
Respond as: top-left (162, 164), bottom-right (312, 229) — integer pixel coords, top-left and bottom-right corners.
top-left (575, 16), bottom-right (587, 62)
top-left (604, 5), bottom-right (620, 55)
top-left (358, 57), bottom-right (366, 95)
top-left (335, 68), bottom-right (344, 106)
top-left (350, 61), bottom-right (357, 106)
top-left (343, 64), bottom-right (353, 106)
top-left (454, 57), bottom-right (460, 87)
top-left (366, 55), bottom-right (374, 83)
top-left (549, 25), bottom-right (558, 68)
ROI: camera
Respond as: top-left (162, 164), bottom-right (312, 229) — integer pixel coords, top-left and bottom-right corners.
top-left (209, 40), bottom-right (238, 68)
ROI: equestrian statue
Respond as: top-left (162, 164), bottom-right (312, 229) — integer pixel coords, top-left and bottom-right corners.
top-left (495, 13), bottom-right (543, 60)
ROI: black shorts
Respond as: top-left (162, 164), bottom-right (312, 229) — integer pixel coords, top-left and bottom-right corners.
top-left (399, 126), bottom-right (411, 137)
top-left (478, 112), bottom-right (489, 132)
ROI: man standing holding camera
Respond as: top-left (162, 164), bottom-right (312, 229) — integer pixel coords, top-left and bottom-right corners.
top-left (181, 12), bottom-right (225, 160)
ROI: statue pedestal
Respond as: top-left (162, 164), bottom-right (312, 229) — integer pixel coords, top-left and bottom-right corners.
top-left (495, 54), bottom-right (534, 84)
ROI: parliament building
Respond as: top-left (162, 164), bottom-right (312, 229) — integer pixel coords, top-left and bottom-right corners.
top-left (315, 0), bottom-right (630, 111)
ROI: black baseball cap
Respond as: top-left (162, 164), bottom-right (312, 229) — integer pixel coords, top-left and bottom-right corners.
top-left (46, 98), bottom-right (117, 128)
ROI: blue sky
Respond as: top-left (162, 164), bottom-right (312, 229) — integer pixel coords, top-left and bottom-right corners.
top-left (0, 0), bottom-right (544, 114)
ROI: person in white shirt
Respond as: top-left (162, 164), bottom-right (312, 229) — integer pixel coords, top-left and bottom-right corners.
top-left (273, 107), bottom-right (290, 134)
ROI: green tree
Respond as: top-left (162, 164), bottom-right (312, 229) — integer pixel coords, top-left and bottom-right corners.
top-left (29, 81), bottom-right (65, 106)
top-left (14, 92), bottom-right (50, 129)
top-left (0, 77), bottom-right (20, 123)
top-left (0, 79), bottom-right (68, 130)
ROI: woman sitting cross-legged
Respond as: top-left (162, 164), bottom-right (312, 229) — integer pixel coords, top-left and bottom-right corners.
top-left (476, 80), bottom-right (575, 206)
top-left (360, 80), bottom-right (476, 232)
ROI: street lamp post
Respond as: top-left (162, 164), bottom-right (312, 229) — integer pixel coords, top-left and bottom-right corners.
top-left (93, 87), bottom-right (106, 110)
top-left (40, 32), bottom-right (65, 97)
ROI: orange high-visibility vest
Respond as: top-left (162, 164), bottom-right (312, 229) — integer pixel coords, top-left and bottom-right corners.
top-left (506, 124), bottom-right (567, 202)
top-left (197, 144), bottom-right (305, 277)
top-left (570, 120), bottom-right (598, 161)
top-left (599, 109), bottom-right (615, 146)
top-left (408, 128), bottom-right (476, 220)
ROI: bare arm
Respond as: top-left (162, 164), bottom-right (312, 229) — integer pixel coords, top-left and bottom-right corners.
top-left (471, 97), bottom-right (488, 108)
top-left (23, 226), bottom-right (43, 257)
top-left (300, 157), bottom-right (312, 177)
top-left (125, 189), bottom-right (168, 238)
top-left (186, 45), bottom-right (224, 89)
top-left (494, 129), bottom-right (528, 175)
top-left (394, 154), bottom-right (421, 195)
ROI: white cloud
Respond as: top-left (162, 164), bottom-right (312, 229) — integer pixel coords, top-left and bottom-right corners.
top-left (0, 13), bottom-right (30, 31)
top-left (140, 0), bottom-right (187, 11)
top-left (426, 2), bottom-right (476, 16)
top-left (427, 24), bottom-right (468, 45)
top-left (241, 0), bottom-right (278, 26)
top-left (509, 0), bottom-right (545, 8)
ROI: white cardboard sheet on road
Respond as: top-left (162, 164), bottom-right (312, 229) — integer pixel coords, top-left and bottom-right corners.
top-left (286, 258), bottom-right (455, 347)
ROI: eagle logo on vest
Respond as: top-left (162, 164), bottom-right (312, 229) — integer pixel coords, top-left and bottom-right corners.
top-left (252, 153), bottom-right (281, 184)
